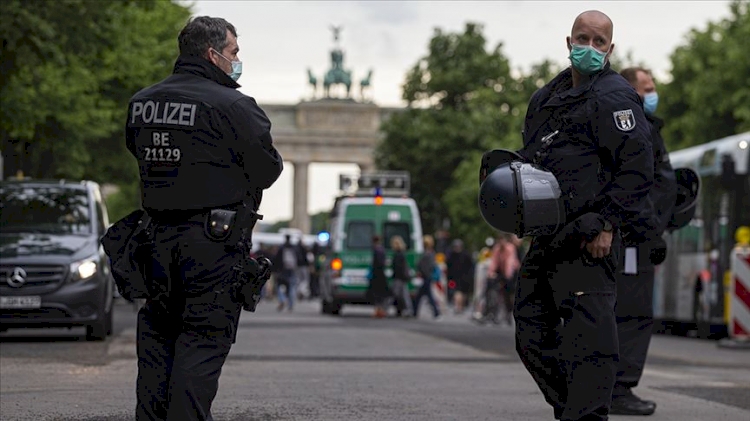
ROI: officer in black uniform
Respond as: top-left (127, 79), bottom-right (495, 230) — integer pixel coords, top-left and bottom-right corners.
top-left (124, 17), bottom-right (283, 420)
top-left (514, 11), bottom-right (654, 421)
top-left (610, 67), bottom-right (677, 416)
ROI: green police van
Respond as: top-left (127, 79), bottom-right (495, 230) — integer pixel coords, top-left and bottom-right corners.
top-left (320, 172), bottom-right (424, 315)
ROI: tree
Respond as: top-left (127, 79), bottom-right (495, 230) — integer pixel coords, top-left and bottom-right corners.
top-left (376, 23), bottom-right (520, 245)
top-left (310, 211), bottom-right (331, 234)
top-left (442, 60), bottom-right (561, 248)
top-left (0, 0), bottom-right (192, 219)
top-left (660, 0), bottom-right (750, 149)
top-left (377, 22), bottom-right (563, 248)
top-left (269, 219), bottom-right (290, 232)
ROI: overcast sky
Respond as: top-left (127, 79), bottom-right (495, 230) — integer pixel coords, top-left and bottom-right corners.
top-left (187, 0), bottom-right (732, 225)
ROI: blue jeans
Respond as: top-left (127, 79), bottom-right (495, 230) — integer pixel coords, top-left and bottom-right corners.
top-left (276, 269), bottom-right (297, 309)
top-left (413, 282), bottom-right (440, 317)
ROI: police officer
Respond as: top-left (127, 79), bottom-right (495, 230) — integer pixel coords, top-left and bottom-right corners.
top-left (125, 17), bottom-right (283, 420)
top-left (611, 67), bottom-right (677, 416)
top-left (514, 11), bottom-right (653, 420)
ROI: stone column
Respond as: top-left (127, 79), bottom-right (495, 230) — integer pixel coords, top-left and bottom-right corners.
top-left (291, 161), bottom-right (310, 234)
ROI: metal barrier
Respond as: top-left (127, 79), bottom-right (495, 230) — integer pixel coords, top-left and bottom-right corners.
top-left (719, 245), bottom-right (750, 348)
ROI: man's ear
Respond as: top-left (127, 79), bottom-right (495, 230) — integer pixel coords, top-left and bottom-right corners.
top-left (606, 43), bottom-right (616, 62)
top-left (205, 48), bottom-right (219, 66)
top-left (566, 36), bottom-right (572, 52)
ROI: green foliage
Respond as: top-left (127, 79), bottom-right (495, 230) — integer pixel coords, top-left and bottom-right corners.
top-left (402, 23), bottom-right (511, 110)
top-left (104, 183), bottom-right (142, 223)
top-left (377, 22), bottom-right (561, 249)
top-left (443, 150), bottom-right (487, 245)
top-left (269, 220), bottom-right (291, 232)
top-left (378, 1), bottom-right (749, 249)
top-left (310, 211), bottom-right (331, 234)
top-left (660, 0), bottom-right (750, 149)
top-left (0, 0), bottom-right (191, 219)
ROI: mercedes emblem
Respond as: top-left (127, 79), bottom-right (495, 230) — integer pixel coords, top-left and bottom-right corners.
top-left (7, 267), bottom-right (27, 288)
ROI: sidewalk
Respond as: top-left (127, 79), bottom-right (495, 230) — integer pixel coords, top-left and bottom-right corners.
top-left (646, 334), bottom-right (750, 368)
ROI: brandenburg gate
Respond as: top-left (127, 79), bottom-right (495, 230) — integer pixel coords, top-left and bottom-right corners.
top-left (261, 26), bottom-right (400, 234)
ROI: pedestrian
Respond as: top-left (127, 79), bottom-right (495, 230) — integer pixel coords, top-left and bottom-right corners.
top-left (612, 67), bottom-right (678, 416)
top-left (294, 237), bottom-right (310, 300)
top-left (310, 242), bottom-right (323, 299)
top-left (484, 234), bottom-right (520, 325)
top-left (471, 247), bottom-right (492, 320)
top-left (513, 10), bottom-right (654, 421)
top-left (413, 235), bottom-right (441, 320)
top-left (446, 239), bottom-right (474, 314)
top-left (122, 16), bottom-right (283, 421)
top-left (273, 234), bottom-right (299, 312)
top-left (367, 235), bottom-right (390, 318)
top-left (500, 234), bottom-right (521, 325)
top-left (390, 235), bottom-right (413, 317)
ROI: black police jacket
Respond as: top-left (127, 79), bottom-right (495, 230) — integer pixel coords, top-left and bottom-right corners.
top-left (646, 114), bottom-right (677, 237)
top-left (125, 55), bottom-right (283, 212)
top-left (520, 64), bottom-right (654, 233)
top-left (626, 114), bottom-right (677, 245)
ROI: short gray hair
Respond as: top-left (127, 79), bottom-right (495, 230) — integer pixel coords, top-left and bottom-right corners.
top-left (178, 16), bottom-right (237, 57)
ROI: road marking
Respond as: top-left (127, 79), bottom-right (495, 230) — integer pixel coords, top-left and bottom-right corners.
top-left (643, 368), bottom-right (743, 388)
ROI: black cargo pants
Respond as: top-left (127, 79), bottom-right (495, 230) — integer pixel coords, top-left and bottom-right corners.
top-left (614, 246), bottom-right (655, 395)
top-left (136, 219), bottom-right (243, 421)
top-left (514, 238), bottom-right (621, 421)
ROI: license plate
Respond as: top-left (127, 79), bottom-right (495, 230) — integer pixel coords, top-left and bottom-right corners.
top-left (347, 277), bottom-right (369, 286)
top-left (0, 296), bottom-right (42, 309)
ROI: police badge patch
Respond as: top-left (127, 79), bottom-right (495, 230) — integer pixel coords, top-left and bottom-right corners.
top-left (613, 109), bottom-right (636, 132)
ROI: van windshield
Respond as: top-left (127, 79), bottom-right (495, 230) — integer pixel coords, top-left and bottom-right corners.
top-left (0, 185), bottom-right (92, 235)
top-left (346, 221), bottom-right (374, 249)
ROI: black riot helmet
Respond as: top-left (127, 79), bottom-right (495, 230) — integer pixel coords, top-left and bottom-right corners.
top-left (667, 167), bottom-right (700, 232)
top-left (478, 149), bottom-right (566, 237)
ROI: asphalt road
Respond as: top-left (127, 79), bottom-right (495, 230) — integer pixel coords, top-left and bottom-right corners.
top-left (1, 298), bottom-right (749, 420)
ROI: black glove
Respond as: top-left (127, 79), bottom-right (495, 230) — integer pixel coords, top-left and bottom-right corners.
top-left (549, 212), bottom-right (605, 249)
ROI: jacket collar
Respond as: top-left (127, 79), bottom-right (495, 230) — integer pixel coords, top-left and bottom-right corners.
top-left (172, 55), bottom-right (240, 89)
top-left (646, 113), bottom-right (664, 131)
top-left (541, 62), bottom-right (612, 108)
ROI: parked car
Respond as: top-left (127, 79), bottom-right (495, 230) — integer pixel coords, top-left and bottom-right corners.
top-left (0, 179), bottom-right (115, 340)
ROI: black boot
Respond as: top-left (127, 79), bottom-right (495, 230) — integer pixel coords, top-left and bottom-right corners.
top-left (610, 388), bottom-right (656, 416)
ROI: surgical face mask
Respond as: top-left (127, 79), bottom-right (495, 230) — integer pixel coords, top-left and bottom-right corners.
top-left (212, 49), bottom-right (242, 82)
top-left (569, 43), bottom-right (609, 76)
top-left (643, 92), bottom-right (659, 115)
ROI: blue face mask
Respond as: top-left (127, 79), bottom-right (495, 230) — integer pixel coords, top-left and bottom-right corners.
top-left (569, 43), bottom-right (609, 76)
top-left (228, 61), bottom-right (243, 82)
top-left (212, 49), bottom-right (243, 82)
top-left (643, 92), bottom-right (658, 115)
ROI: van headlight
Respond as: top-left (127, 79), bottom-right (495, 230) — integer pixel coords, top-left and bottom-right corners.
top-left (70, 256), bottom-right (98, 282)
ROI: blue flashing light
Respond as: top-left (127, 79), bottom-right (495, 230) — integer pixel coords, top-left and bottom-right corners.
top-left (317, 231), bottom-right (330, 242)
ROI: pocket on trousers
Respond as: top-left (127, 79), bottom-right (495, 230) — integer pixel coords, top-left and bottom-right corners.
top-left (561, 291), bottom-right (618, 359)
top-left (183, 287), bottom-right (241, 343)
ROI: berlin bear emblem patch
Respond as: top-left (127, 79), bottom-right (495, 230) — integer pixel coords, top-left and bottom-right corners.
top-left (613, 109), bottom-right (636, 132)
